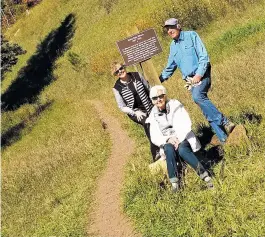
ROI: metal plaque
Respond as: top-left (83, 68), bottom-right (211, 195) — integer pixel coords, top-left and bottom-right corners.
top-left (116, 28), bottom-right (162, 66)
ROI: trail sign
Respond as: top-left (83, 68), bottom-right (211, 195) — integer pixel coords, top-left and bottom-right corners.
top-left (116, 28), bottom-right (162, 66)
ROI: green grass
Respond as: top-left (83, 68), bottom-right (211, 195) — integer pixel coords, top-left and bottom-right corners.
top-left (121, 111), bottom-right (265, 236)
top-left (207, 19), bottom-right (265, 62)
top-left (121, 15), bottom-right (265, 237)
top-left (2, 0), bottom-right (265, 236)
top-left (1, 101), bottom-right (111, 236)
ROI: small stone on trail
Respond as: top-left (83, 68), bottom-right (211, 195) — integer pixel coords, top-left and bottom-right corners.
top-left (101, 121), bottom-right (107, 129)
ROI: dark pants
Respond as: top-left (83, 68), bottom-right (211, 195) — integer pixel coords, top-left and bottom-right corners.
top-left (164, 140), bottom-right (207, 183)
top-left (129, 113), bottom-right (159, 161)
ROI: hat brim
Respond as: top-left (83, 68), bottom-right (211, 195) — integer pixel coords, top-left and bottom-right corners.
top-left (163, 24), bottom-right (177, 27)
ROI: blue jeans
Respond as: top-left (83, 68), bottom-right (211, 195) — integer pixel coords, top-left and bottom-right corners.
top-left (164, 141), bottom-right (207, 183)
top-left (191, 76), bottom-right (228, 142)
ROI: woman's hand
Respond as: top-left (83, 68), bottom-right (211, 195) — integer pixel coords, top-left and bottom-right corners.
top-left (135, 110), bottom-right (146, 121)
top-left (167, 136), bottom-right (179, 149)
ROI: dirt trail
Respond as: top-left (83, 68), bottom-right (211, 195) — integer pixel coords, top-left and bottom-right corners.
top-left (87, 100), bottom-right (141, 237)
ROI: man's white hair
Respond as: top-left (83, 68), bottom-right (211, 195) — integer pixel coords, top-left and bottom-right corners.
top-left (150, 85), bottom-right (167, 98)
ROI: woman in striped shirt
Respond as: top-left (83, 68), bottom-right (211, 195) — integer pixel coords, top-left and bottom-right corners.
top-left (111, 62), bottom-right (159, 161)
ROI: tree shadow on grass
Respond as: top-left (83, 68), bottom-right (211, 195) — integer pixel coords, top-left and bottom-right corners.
top-left (1, 14), bottom-right (76, 111)
top-left (1, 100), bottom-right (54, 150)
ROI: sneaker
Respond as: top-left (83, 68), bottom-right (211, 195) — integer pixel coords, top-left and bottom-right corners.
top-left (171, 182), bottom-right (180, 193)
top-left (224, 121), bottom-right (236, 135)
top-left (204, 176), bottom-right (214, 189)
top-left (206, 181), bottom-right (214, 189)
top-left (154, 151), bottom-right (161, 162)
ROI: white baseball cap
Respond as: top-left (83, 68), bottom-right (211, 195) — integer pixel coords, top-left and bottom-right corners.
top-left (150, 85), bottom-right (167, 99)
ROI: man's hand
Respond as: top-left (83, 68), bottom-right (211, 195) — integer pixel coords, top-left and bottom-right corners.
top-left (192, 74), bottom-right (202, 84)
top-left (184, 77), bottom-right (192, 90)
top-left (167, 136), bottom-right (179, 149)
top-left (135, 110), bottom-right (146, 121)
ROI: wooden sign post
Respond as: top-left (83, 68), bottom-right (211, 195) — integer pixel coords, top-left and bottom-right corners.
top-left (116, 26), bottom-right (162, 86)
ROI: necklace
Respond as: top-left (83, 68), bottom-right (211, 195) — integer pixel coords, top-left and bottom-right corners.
top-left (120, 76), bottom-right (132, 85)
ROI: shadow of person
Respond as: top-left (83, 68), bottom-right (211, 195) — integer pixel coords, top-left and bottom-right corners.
top-left (196, 124), bottom-right (215, 149)
top-left (195, 124), bottom-right (225, 175)
top-left (198, 146), bottom-right (224, 170)
top-left (1, 14), bottom-right (76, 111)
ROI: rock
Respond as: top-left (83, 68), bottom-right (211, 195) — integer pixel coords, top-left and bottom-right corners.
top-left (149, 159), bottom-right (167, 176)
top-left (209, 125), bottom-right (249, 147)
top-left (226, 125), bottom-right (249, 146)
top-left (210, 134), bottom-right (223, 146)
top-left (224, 125), bottom-right (250, 158)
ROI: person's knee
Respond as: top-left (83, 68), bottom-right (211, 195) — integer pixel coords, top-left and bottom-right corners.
top-left (164, 143), bottom-right (175, 154)
top-left (192, 93), bottom-right (204, 104)
top-left (178, 147), bottom-right (185, 158)
top-left (178, 143), bottom-right (191, 158)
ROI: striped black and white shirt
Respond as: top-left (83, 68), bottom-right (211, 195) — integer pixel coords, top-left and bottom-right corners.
top-left (113, 72), bottom-right (153, 116)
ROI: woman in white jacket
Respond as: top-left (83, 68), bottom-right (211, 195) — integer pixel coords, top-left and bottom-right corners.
top-left (147, 85), bottom-right (213, 192)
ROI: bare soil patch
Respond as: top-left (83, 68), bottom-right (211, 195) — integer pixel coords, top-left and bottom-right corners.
top-left (87, 100), bottom-right (141, 237)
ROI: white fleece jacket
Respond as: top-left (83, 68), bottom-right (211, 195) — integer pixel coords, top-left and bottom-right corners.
top-left (146, 99), bottom-right (201, 152)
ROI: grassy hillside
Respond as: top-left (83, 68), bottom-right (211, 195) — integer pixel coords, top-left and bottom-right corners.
top-left (2, 0), bottom-right (265, 236)
top-left (2, 101), bottom-right (111, 236)
top-left (122, 42), bottom-right (265, 237)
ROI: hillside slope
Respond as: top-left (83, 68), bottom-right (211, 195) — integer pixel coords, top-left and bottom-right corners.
top-left (2, 0), bottom-right (265, 236)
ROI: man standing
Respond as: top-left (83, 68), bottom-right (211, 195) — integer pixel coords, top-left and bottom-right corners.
top-left (159, 18), bottom-right (235, 143)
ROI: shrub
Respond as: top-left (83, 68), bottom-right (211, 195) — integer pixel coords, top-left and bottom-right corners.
top-left (1, 35), bottom-right (26, 80)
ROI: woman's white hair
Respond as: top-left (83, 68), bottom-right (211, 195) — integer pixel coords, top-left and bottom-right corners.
top-left (150, 85), bottom-right (167, 98)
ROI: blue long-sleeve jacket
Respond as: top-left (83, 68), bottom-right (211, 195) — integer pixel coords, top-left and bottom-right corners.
top-left (160, 31), bottom-right (210, 81)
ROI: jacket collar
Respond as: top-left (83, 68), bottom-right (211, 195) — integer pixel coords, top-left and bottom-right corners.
top-left (154, 100), bottom-right (170, 114)
top-left (173, 31), bottom-right (184, 43)
top-left (116, 72), bottom-right (135, 88)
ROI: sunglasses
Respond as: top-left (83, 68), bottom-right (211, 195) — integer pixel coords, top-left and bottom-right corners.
top-left (152, 94), bottom-right (165, 101)
top-left (114, 66), bottom-right (125, 75)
